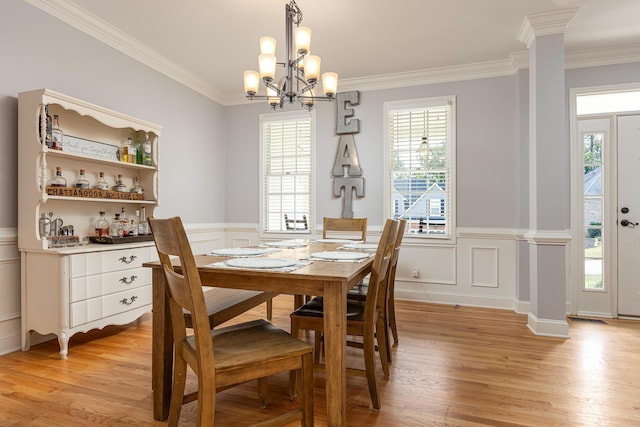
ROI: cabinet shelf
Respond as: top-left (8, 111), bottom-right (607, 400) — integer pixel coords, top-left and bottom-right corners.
top-left (45, 148), bottom-right (155, 171)
top-left (43, 195), bottom-right (157, 204)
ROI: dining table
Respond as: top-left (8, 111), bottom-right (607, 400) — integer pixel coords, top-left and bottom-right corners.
top-left (144, 240), bottom-right (375, 426)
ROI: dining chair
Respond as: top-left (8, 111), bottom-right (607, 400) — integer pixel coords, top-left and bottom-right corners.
top-left (284, 214), bottom-right (308, 231)
top-left (348, 219), bottom-right (406, 362)
top-left (289, 218), bottom-right (400, 410)
top-left (148, 216), bottom-right (314, 427)
top-left (322, 217), bottom-right (367, 241)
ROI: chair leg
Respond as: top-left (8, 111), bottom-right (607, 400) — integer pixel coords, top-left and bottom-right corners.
top-left (168, 355), bottom-right (188, 427)
top-left (388, 286), bottom-right (398, 345)
top-left (313, 331), bottom-right (323, 362)
top-left (363, 330), bottom-right (381, 410)
top-left (258, 377), bottom-right (268, 408)
top-left (289, 319), bottom-right (300, 398)
top-left (301, 352), bottom-right (314, 427)
top-left (196, 366), bottom-right (217, 427)
top-left (376, 317), bottom-right (391, 378)
top-left (266, 298), bottom-right (273, 321)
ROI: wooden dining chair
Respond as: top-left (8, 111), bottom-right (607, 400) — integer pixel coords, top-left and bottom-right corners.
top-left (284, 214), bottom-right (308, 231)
top-left (348, 219), bottom-right (406, 362)
top-left (289, 218), bottom-right (400, 410)
top-left (148, 217), bottom-right (314, 427)
top-left (322, 217), bottom-right (367, 241)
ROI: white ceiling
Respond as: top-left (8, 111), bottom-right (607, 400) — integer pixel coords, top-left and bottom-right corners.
top-left (33, 0), bottom-right (640, 104)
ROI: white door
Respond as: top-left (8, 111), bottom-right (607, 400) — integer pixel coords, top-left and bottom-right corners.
top-left (617, 114), bottom-right (640, 317)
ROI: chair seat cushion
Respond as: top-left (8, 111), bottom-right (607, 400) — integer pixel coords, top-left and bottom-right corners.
top-left (291, 296), bottom-right (366, 321)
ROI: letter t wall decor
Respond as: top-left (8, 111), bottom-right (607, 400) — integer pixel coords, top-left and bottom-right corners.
top-left (333, 91), bottom-right (364, 218)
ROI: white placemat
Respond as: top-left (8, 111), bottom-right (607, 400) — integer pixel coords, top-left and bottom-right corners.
top-left (339, 243), bottom-right (378, 251)
top-left (307, 251), bottom-right (372, 262)
top-left (209, 247), bottom-right (278, 257)
top-left (205, 258), bottom-right (311, 272)
top-left (262, 239), bottom-right (309, 248)
top-left (316, 238), bottom-right (363, 244)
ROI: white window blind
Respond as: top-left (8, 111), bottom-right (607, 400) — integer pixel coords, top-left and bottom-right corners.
top-left (386, 97), bottom-right (455, 237)
top-left (262, 113), bottom-right (312, 232)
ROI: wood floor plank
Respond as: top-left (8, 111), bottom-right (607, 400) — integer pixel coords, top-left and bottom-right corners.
top-left (1, 297), bottom-right (640, 426)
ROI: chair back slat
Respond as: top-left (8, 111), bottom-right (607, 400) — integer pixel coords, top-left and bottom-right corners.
top-left (376, 219), bottom-right (406, 312)
top-left (323, 217), bottom-right (368, 241)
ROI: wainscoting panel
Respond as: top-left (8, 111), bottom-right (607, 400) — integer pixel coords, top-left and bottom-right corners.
top-left (471, 247), bottom-right (499, 288)
top-left (0, 228), bottom-right (21, 355)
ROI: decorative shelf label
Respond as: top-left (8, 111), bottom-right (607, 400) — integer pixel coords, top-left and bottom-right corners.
top-left (45, 186), bottom-right (144, 200)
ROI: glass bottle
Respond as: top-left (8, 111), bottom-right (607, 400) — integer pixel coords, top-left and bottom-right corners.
top-left (120, 207), bottom-right (130, 236)
top-left (142, 133), bottom-right (153, 166)
top-left (110, 213), bottom-right (123, 237)
top-left (50, 167), bottom-right (67, 187)
top-left (94, 172), bottom-right (110, 190)
top-left (39, 213), bottom-right (51, 238)
top-left (73, 169), bottom-right (90, 189)
top-left (113, 174), bottom-right (127, 192)
top-left (95, 211), bottom-right (110, 236)
top-left (135, 131), bottom-right (143, 165)
top-left (51, 115), bottom-right (63, 150)
top-left (138, 206), bottom-right (148, 235)
top-left (130, 176), bottom-right (144, 194)
top-left (129, 209), bottom-right (139, 236)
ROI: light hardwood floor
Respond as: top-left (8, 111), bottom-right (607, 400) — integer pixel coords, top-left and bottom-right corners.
top-left (1, 296), bottom-right (640, 426)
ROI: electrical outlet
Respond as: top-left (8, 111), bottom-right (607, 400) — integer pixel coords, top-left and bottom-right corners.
top-left (412, 267), bottom-right (420, 278)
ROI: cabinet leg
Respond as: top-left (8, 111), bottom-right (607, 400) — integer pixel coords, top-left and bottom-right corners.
top-left (58, 331), bottom-right (69, 360)
top-left (22, 330), bottom-right (31, 351)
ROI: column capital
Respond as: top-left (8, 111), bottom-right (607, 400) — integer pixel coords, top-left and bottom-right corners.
top-left (517, 8), bottom-right (579, 48)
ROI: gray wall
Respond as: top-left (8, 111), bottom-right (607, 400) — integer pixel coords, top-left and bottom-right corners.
top-left (1, 0), bottom-right (226, 227)
top-left (226, 76), bottom-right (519, 229)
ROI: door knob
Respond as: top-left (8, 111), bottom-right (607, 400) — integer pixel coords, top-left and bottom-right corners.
top-left (621, 219), bottom-right (638, 227)
top-left (621, 207), bottom-right (630, 214)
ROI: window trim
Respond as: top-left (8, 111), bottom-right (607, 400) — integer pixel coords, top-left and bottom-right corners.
top-left (259, 110), bottom-right (315, 237)
top-left (383, 96), bottom-right (457, 244)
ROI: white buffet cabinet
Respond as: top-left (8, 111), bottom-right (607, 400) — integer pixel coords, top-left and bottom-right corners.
top-left (18, 89), bottom-right (162, 358)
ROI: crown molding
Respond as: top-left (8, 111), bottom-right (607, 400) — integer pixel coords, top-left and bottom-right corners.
top-left (23, 0), bottom-right (226, 104)
top-left (27, 1), bottom-right (640, 107)
top-left (517, 8), bottom-right (579, 48)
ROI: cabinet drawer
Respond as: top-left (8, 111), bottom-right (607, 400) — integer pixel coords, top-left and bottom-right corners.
top-left (70, 285), bottom-right (151, 328)
top-left (71, 246), bottom-right (153, 278)
top-left (70, 267), bottom-right (151, 303)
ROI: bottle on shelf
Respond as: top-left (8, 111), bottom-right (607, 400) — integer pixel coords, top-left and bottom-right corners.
top-left (142, 133), bottom-right (153, 166)
top-left (135, 131), bottom-right (143, 165)
top-left (123, 137), bottom-right (137, 164)
top-left (94, 211), bottom-right (109, 236)
top-left (130, 176), bottom-right (144, 194)
top-left (110, 213), bottom-right (123, 237)
top-left (39, 213), bottom-right (51, 238)
top-left (130, 210), bottom-right (139, 236)
top-left (113, 174), bottom-right (127, 192)
top-left (51, 115), bottom-right (63, 151)
top-left (120, 207), bottom-right (130, 236)
top-left (44, 107), bottom-right (52, 148)
top-left (139, 206), bottom-right (148, 235)
top-left (73, 169), bottom-right (90, 189)
top-left (93, 172), bottom-right (110, 190)
top-left (50, 167), bottom-right (67, 187)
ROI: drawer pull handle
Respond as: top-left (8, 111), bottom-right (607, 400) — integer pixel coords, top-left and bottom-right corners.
top-left (118, 255), bottom-right (137, 264)
top-left (119, 296), bottom-right (138, 306)
top-left (120, 275), bottom-right (138, 285)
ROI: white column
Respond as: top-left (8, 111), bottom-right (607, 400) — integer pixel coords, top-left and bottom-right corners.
top-left (518, 9), bottom-right (577, 337)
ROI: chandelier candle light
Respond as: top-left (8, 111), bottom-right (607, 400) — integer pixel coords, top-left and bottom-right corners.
top-left (243, 0), bottom-right (338, 110)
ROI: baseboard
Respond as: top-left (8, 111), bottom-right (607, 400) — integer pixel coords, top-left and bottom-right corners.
top-left (527, 312), bottom-right (570, 338)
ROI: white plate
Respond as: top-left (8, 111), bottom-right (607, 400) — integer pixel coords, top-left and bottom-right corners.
top-left (211, 247), bottom-right (270, 257)
top-left (342, 243), bottom-right (378, 250)
top-left (316, 238), bottom-right (361, 244)
top-left (310, 251), bottom-right (370, 261)
top-left (263, 240), bottom-right (308, 248)
top-left (225, 257), bottom-right (297, 269)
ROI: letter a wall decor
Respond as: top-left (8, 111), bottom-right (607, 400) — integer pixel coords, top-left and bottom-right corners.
top-left (333, 91), bottom-right (364, 218)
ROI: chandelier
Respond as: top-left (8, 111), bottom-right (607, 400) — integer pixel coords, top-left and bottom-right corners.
top-left (243, 0), bottom-right (338, 110)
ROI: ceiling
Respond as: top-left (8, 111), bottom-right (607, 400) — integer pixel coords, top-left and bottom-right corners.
top-left (33, 0), bottom-right (640, 105)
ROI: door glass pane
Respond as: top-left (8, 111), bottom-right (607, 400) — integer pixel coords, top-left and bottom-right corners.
top-left (584, 226), bottom-right (603, 290)
top-left (583, 131), bottom-right (604, 291)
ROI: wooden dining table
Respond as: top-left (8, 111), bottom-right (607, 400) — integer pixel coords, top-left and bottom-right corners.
top-left (145, 241), bottom-right (374, 426)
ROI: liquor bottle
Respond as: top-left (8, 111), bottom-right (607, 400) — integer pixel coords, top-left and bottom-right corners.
top-left (51, 115), bottom-right (63, 151)
top-left (139, 206), bottom-right (148, 235)
top-left (120, 207), bottom-right (130, 236)
top-left (50, 167), bottom-right (67, 187)
top-left (94, 211), bottom-right (110, 237)
top-left (73, 169), bottom-right (90, 189)
top-left (130, 210), bottom-right (139, 236)
top-left (135, 131), bottom-right (143, 165)
top-left (130, 176), bottom-right (144, 194)
top-left (110, 213), bottom-right (123, 237)
top-left (39, 213), bottom-right (51, 238)
top-left (94, 172), bottom-right (110, 190)
top-left (113, 174), bottom-right (127, 192)
top-left (43, 106), bottom-right (52, 148)
top-left (142, 133), bottom-right (153, 166)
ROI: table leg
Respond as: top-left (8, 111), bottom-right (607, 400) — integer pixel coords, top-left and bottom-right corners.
top-left (323, 280), bottom-right (347, 426)
top-left (152, 267), bottom-right (173, 421)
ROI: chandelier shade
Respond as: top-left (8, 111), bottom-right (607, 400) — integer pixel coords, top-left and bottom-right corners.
top-left (243, 0), bottom-right (338, 110)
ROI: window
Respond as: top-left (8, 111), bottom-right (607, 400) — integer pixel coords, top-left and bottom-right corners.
top-left (260, 111), bottom-right (313, 233)
top-left (384, 96), bottom-right (456, 238)
top-left (583, 131), bottom-right (604, 290)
